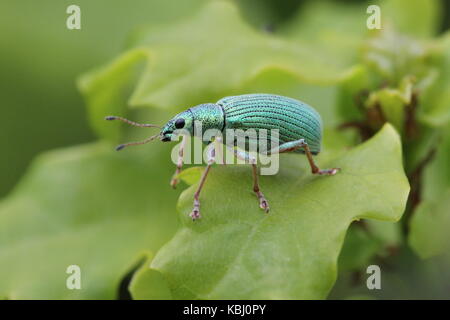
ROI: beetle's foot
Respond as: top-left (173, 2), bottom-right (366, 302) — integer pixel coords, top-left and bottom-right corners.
top-left (316, 168), bottom-right (340, 176)
top-left (170, 177), bottom-right (179, 189)
top-left (255, 191), bottom-right (270, 213)
top-left (190, 208), bottom-right (201, 220)
top-left (189, 199), bottom-right (201, 220)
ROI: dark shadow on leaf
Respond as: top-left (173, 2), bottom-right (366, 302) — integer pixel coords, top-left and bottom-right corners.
top-left (117, 257), bottom-right (146, 300)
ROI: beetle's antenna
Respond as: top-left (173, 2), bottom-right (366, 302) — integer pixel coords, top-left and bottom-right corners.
top-left (116, 134), bottom-right (160, 151)
top-left (105, 116), bottom-right (161, 129)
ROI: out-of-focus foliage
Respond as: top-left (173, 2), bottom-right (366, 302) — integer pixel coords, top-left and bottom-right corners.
top-left (0, 0), bottom-right (209, 197)
top-left (331, 1), bottom-right (450, 273)
top-left (330, 247), bottom-right (450, 300)
top-left (382, 0), bottom-right (442, 38)
top-left (0, 0), bottom-right (449, 299)
top-left (409, 128), bottom-right (450, 258)
top-left (0, 138), bottom-right (180, 299)
top-left (338, 220), bottom-right (401, 272)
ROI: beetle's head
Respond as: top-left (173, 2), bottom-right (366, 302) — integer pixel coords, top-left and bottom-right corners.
top-left (160, 110), bottom-right (194, 142)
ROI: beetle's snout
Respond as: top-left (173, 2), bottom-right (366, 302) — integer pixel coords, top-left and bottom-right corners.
top-left (160, 128), bottom-right (173, 142)
top-left (161, 134), bottom-right (171, 142)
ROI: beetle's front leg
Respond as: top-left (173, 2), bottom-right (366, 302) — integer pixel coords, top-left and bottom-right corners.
top-left (190, 143), bottom-right (216, 220)
top-left (271, 139), bottom-right (340, 175)
top-left (227, 147), bottom-right (270, 213)
top-left (170, 135), bottom-right (186, 188)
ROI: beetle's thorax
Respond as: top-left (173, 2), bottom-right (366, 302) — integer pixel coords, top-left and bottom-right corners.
top-left (190, 103), bottom-right (225, 135)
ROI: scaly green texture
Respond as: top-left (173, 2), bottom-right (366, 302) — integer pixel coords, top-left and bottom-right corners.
top-left (219, 94), bottom-right (322, 154)
top-left (162, 93), bottom-right (323, 154)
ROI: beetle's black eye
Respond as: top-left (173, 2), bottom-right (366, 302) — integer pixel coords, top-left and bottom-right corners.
top-left (175, 118), bottom-right (185, 129)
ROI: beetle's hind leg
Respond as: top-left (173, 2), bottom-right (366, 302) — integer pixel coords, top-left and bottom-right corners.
top-left (229, 147), bottom-right (270, 213)
top-left (252, 163), bottom-right (270, 212)
top-left (271, 139), bottom-right (340, 176)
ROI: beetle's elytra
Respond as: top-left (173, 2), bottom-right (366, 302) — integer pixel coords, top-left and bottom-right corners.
top-left (106, 93), bottom-right (339, 220)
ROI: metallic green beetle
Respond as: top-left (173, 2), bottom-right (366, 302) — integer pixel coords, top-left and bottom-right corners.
top-left (106, 93), bottom-right (339, 220)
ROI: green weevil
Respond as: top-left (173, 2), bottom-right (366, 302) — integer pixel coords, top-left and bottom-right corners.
top-left (106, 93), bottom-right (339, 220)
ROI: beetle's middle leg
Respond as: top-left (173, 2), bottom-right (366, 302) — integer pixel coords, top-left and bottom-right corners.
top-left (228, 147), bottom-right (270, 213)
top-left (271, 139), bottom-right (340, 175)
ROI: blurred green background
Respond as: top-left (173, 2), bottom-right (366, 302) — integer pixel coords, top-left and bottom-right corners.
top-left (1, 0), bottom-right (449, 299)
top-left (0, 0), bottom-right (207, 197)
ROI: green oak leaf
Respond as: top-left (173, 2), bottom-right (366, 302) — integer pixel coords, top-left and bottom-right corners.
top-left (78, 0), bottom-right (356, 140)
top-left (129, 256), bottom-right (173, 300)
top-left (130, 124), bottom-right (409, 299)
top-left (0, 142), bottom-right (180, 299)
